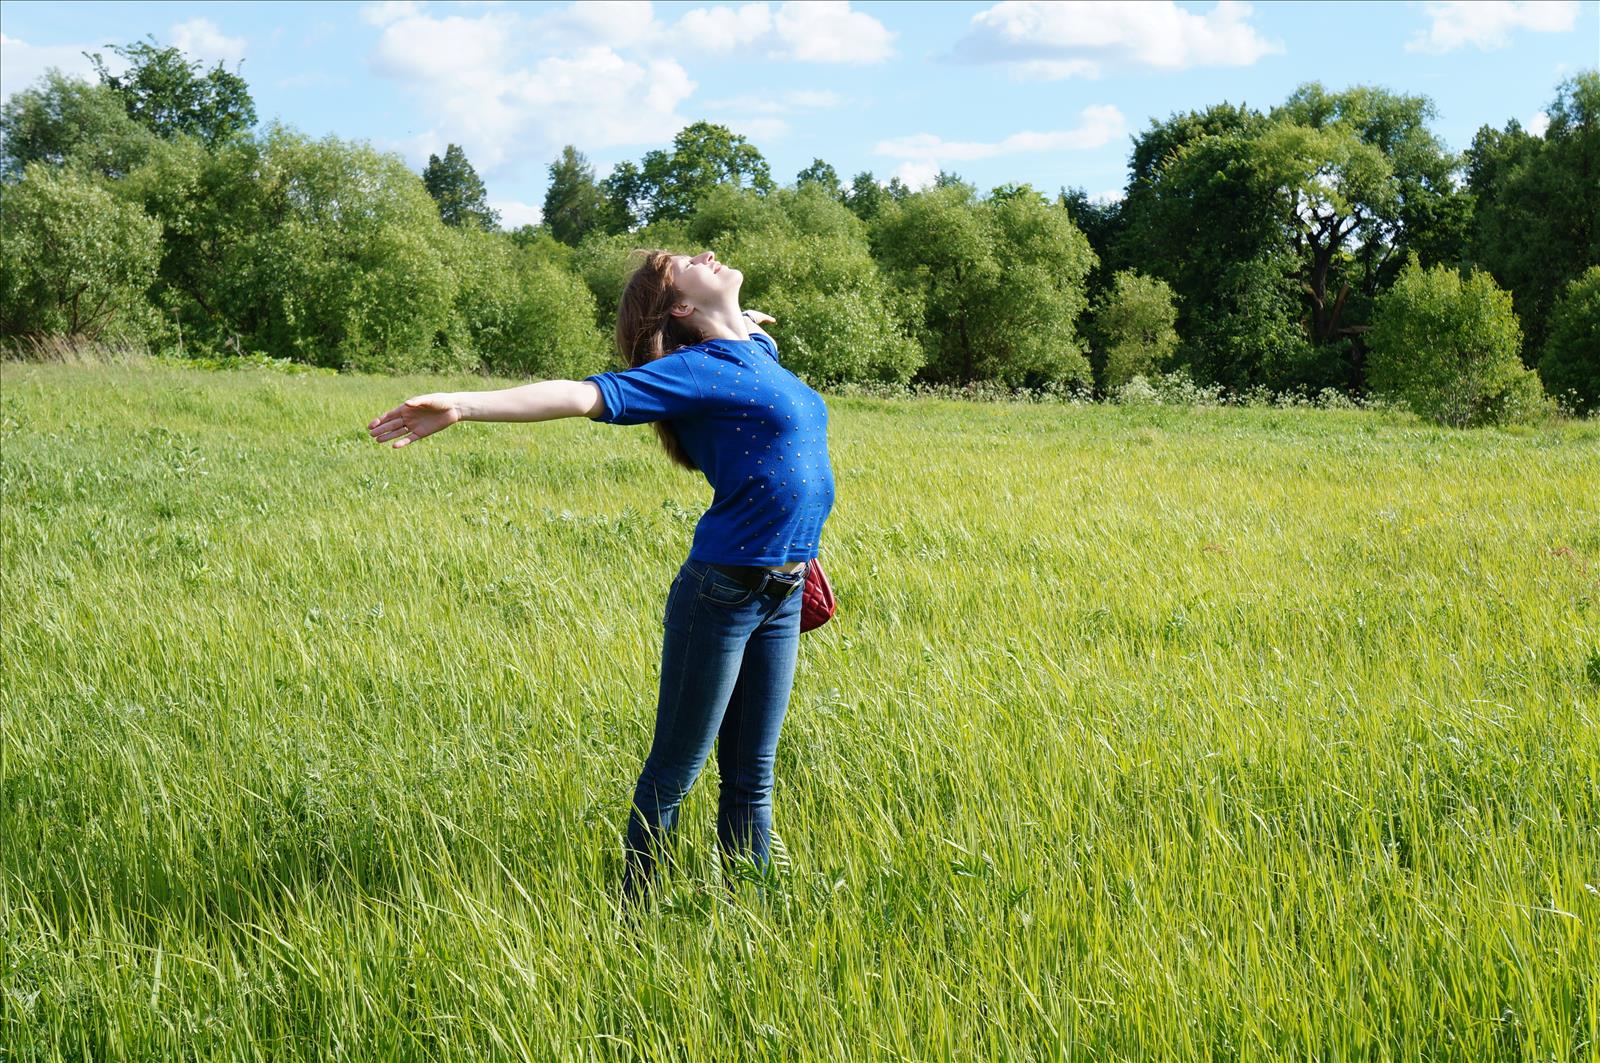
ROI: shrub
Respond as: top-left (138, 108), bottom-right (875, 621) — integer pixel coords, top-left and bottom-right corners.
top-left (1094, 270), bottom-right (1178, 391)
top-left (758, 285), bottom-right (924, 385)
top-left (1538, 266), bottom-right (1600, 416)
top-left (1182, 251), bottom-right (1315, 392)
top-left (244, 128), bottom-right (468, 373)
top-left (871, 183), bottom-right (1095, 387)
top-left (0, 163), bottom-right (161, 343)
top-left (716, 225), bottom-right (924, 386)
top-left (1368, 259), bottom-right (1546, 427)
top-left (452, 228), bottom-right (608, 380)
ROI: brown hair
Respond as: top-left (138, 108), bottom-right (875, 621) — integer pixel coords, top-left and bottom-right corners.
top-left (615, 249), bottom-right (703, 471)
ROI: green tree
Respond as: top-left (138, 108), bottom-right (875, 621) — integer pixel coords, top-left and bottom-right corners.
top-left (123, 125), bottom-right (467, 370)
top-left (1368, 258), bottom-right (1547, 427)
top-left (795, 158), bottom-right (842, 198)
top-left (604, 122), bottom-right (773, 227)
top-left (1120, 122), bottom-right (1300, 390)
top-left (1466, 71), bottom-right (1600, 357)
top-left (844, 171), bottom-right (889, 221)
top-left (1093, 270), bottom-right (1179, 391)
top-left (1538, 266), bottom-right (1600, 415)
top-left (1186, 251), bottom-right (1320, 391)
top-left (0, 163), bottom-right (161, 341)
top-left (1118, 86), bottom-right (1467, 394)
top-left (450, 227), bottom-right (607, 379)
top-left (1117, 104), bottom-right (1288, 387)
top-left (87, 36), bottom-right (255, 146)
top-left (1058, 188), bottom-right (1125, 281)
top-left (0, 72), bottom-right (157, 181)
top-left (872, 183), bottom-right (1095, 386)
top-left (1265, 83), bottom-right (1467, 347)
top-left (422, 143), bottom-right (499, 231)
top-left (542, 145), bottom-right (612, 245)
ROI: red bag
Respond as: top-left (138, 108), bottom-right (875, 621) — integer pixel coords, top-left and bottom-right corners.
top-left (800, 556), bottom-right (836, 633)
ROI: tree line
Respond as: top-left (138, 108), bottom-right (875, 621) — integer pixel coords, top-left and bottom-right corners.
top-left (1, 38), bottom-right (1595, 423)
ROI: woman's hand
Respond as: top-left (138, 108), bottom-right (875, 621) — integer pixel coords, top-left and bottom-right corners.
top-left (367, 393), bottom-right (461, 448)
top-left (742, 309), bottom-right (777, 326)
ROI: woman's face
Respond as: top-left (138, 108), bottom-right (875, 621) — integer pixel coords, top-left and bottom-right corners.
top-left (670, 250), bottom-right (742, 309)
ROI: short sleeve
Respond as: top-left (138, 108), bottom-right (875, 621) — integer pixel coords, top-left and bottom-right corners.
top-left (584, 352), bottom-right (713, 425)
top-left (750, 330), bottom-right (781, 364)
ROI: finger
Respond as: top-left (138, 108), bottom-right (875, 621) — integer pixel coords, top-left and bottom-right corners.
top-left (373, 423), bottom-right (410, 443)
top-left (369, 415), bottom-right (406, 437)
top-left (393, 432), bottom-right (420, 448)
top-left (370, 416), bottom-right (410, 440)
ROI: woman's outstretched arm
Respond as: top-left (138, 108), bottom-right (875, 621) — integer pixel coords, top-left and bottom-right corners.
top-left (367, 381), bottom-right (604, 448)
top-left (454, 380), bottom-right (604, 422)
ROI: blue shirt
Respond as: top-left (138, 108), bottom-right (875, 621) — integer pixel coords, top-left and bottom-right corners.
top-left (584, 331), bottom-right (835, 566)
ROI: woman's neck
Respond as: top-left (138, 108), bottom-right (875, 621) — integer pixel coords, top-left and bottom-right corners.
top-left (690, 302), bottom-right (751, 342)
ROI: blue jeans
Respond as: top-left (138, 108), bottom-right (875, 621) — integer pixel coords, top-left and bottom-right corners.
top-left (622, 557), bottom-right (806, 900)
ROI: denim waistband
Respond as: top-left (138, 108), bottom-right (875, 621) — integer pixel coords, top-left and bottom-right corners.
top-left (701, 559), bottom-right (807, 596)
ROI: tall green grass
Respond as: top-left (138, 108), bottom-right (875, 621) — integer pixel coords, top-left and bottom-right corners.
top-left (4, 361), bottom-right (1597, 1060)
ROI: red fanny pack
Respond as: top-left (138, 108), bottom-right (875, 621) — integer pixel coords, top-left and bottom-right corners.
top-left (801, 556), bottom-right (836, 633)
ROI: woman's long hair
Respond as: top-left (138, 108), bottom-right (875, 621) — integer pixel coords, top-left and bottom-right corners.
top-left (615, 249), bottom-right (704, 471)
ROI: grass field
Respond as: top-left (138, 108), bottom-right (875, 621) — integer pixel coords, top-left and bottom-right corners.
top-left (3, 360), bottom-right (1597, 1060)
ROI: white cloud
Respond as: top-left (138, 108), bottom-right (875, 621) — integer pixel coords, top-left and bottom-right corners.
top-left (0, 33), bottom-right (104, 100)
top-left (772, 1), bottom-right (895, 62)
top-left (677, 2), bottom-right (773, 50)
top-left (170, 18), bottom-right (248, 66)
top-left (784, 89), bottom-right (846, 109)
top-left (491, 199), bottom-right (543, 228)
top-left (1528, 110), bottom-right (1551, 137)
top-left (666, 1), bottom-right (893, 61)
top-left (552, 1), bottom-right (662, 49)
top-left (875, 104), bottom-right (1126, 162)
top-left (895, 161), bottom-right (940, 191)
top-left (1089, 187), bottom-right (1124, 205)
top-left (363, 2), bottom-right (882, 183)
top-left (361, 1), bottom-right (426, 27)
top-left (1407, 1), bottom-right (1578, 53)
top-left (703, 88), bottom-right (844, 142)
top-left (952, 0), bottom-right (1281, 79)
top-left (368, 9), bottom-right (695, 174)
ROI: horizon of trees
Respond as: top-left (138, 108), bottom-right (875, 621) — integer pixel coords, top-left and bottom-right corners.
top-left (1, 37), bottom-right (1595, 419)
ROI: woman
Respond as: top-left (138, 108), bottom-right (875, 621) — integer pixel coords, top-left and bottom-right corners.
top-left (365, 249), bottom-right (835, 905)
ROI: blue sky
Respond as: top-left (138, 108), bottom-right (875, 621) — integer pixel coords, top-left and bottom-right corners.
top-left (2, 1), bottom-right (1594, 226)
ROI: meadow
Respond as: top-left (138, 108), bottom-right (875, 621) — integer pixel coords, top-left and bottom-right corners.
top-left (3, 360), bottom-right (1597, 1060)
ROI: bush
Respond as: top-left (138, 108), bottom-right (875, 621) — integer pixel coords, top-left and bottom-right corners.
top-left (1094, 270), bottom-right (1178, 391)
top-left (0, 163), bottom-right (162, 343)
top-left (758, 285), bottom-right (923, 385)
top-left (1368, 259), bottom-right (1546, 427)
top-left (871, 183), bottom-right (1095, 388)
top-left (1182, 251), bottom-right (1315, 392)
top-left (243, 128), bottom-right (468, 373)
top-left (452, 228), bottom-right (608, 380)
top-left (1538, 266), bottom-right (1600, 416)
top-left (716, 224), bottom-right (924, 386)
